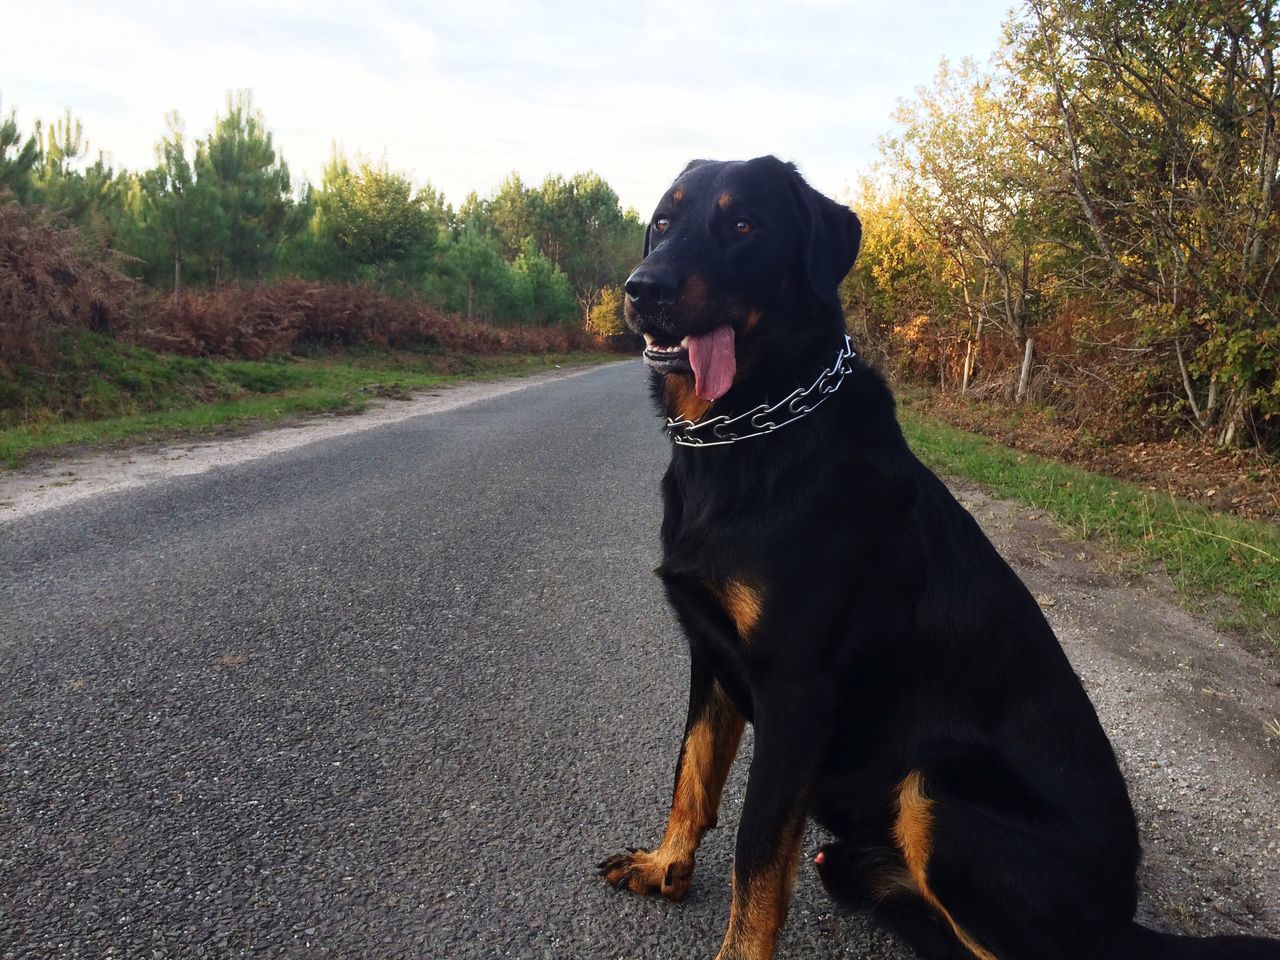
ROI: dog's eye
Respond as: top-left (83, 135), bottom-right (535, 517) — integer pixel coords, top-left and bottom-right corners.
top-left (735, 219), bottom-right (753, 235)
top-left (653, 217), bottom-right (670, 234)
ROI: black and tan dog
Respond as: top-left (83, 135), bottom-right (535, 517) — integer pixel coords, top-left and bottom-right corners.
top-left (598, 156), bottom-right (1280, 960)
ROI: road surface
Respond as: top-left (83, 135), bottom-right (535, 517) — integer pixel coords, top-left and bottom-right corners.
top-left (2, 361), bottom-right (1277, 958)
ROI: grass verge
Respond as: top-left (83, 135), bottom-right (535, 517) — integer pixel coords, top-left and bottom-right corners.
top-left (899, 409), bottom-right (1280, 643)
top-left (1, 332), bottom-right (619, 466)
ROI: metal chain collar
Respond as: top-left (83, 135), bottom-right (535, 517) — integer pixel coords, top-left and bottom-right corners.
top-left (666, 336), bottom-right (857, 448)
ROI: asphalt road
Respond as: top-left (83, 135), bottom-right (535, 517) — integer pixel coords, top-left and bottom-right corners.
top-left (3, 361), bottom-right (1276, 960)
top-left (0, 362), bottom-right (905, 960)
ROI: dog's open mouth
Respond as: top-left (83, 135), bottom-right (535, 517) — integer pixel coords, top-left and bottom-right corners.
top-left (643, 333), bottom-right (689, 364)
top-left (643, 325), bottom-right (736, 401)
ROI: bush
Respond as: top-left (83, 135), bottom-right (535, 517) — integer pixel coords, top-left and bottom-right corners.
top-left (1, 197), bottom-right (617, 373)
top-left (0, 196), bottom-right (137, 365)
top-left (131, 280), bottom-right (604, 359)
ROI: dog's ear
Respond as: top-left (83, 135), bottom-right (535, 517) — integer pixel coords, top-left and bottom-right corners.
top-left (788, 172), bottom-right (861, 314)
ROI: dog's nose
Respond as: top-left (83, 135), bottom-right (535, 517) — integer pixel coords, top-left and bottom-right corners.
top-left (625, 265), bottom-right (678, 312)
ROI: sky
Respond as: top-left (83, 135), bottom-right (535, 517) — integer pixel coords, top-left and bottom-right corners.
top-left (2, 0), bottom-right (1014, 214)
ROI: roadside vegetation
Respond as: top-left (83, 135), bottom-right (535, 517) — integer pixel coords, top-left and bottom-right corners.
top-left (0, 331), bottom-right (613, 466)
top-left (0, 91), bottom-right (641, 332)
top-left (0, 102), bottom-right (636, 463)
top-left (848, 0), bottom-right (1280, 636)
top-left (844, 1), bottom-right (1280, 458)
top-left (900, 406), bottom-right (1280, 645)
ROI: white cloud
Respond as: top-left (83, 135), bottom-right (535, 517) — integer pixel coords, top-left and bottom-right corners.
top-left (0, 0), bottom-right (1013, 211)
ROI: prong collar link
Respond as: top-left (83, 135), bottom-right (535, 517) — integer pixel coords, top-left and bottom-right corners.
top-left (666, 336), bottom-right (857, 448)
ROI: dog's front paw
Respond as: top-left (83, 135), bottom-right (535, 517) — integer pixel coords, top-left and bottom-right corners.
top-left (597, 847), bottom-right (694, 901)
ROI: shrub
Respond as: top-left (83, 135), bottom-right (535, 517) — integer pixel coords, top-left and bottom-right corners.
top-left (0, 195), bottom-right (137, 365)
top-left (131, 280), bottom-right (605, 359)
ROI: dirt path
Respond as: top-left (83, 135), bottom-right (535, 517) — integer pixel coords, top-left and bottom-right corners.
top-left (947, 479), bottom-right (1280, 939)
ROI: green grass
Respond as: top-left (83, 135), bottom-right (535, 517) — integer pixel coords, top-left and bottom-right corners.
top-left (0, 332), bottom-right (619, 466)
top-left (899, 408), bottom-right (1280, 643)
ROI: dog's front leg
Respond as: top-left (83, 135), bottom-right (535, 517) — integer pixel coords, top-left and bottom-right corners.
top-left (715, 711), bottom-right (822, 960)
top-left (599, 651), bottom-right (745, 900)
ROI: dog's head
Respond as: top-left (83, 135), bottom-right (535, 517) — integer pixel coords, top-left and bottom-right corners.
top-left (624, 156), bottom-right (861, 408)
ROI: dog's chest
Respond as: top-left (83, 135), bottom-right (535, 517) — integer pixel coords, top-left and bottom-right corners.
top-left (664, 517), bottom-right (773, 644)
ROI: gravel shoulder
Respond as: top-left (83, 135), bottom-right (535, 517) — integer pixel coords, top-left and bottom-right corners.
top-left (949, 482), bottom-right (1280, 939)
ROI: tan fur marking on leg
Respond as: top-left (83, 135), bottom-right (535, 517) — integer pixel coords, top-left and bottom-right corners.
top-left (602, 687), bottom-right (742, 899)
top-left (893, 772), bottom-right (998, 960)
top-left (717, 816), bottom-right (805, 960)
top-left (664, 695), bottom-right (742, 849)
top-left (620, 684), bottom-right (743, 900)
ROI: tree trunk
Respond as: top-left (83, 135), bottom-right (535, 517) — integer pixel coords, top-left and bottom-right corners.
top-left (961, 272), bottom-right (988, 395)
top-left (466, 281), bottom-right (475, 321)
top-left (1173, 337), bottom-right (1211, 437)
top-left (1215, 381), bottom-right (1252, 448)
top-left (1015, 336), bottom-right (1034, 403)
top-left (173, 253), bottom-right (182, 302)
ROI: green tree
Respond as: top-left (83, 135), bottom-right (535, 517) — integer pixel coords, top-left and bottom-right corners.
top-left (71, 155), bottom-right (143, 253)
top-left (485, 173), bottom-right (533, 259)
top-left (429, 225), bottom-right (517, 321)
top-left (468, 171), bottom-right (644, 322)
top-left (511, 237), bottom-right (577, 325)
top-left (194, 90), bottom-right (304, 284)
top-left (7, 107), bottom-right (144, 254)
top-left (140, 112), bottom-right (211, 295)
top-left (0, 98), bottom-right (39, 201)
top-left (27, 109), bottom-right (88, 214)
top-left (1012, 0), bottom-right (1280, 443)
top-left (316, 151), bottom-right (441, 287)
top-left (37, 109), bottom-right (88, 183)
top-left (527, 172), bottom-right (643, 320)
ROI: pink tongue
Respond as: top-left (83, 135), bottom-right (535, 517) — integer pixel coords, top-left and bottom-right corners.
top-left (687, 325), bottom-right (736, 401)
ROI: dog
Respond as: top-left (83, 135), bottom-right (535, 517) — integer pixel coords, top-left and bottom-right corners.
top-left (597, 156), bottom-right (1280, 960)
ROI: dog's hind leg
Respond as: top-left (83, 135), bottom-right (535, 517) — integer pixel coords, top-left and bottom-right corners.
top-left (879, 766), bottom-right (1141, 960)
top-left (598, 651), bottom-right (745, 901)
top-left (815, 835), bottom-right (972, 960)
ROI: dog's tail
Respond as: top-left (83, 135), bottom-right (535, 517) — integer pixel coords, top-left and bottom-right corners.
top-left (1105, 923), bottom-right (1280, 959)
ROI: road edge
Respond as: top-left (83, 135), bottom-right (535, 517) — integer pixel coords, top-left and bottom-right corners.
top-left (0, 361), bottom-right (631, 524)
